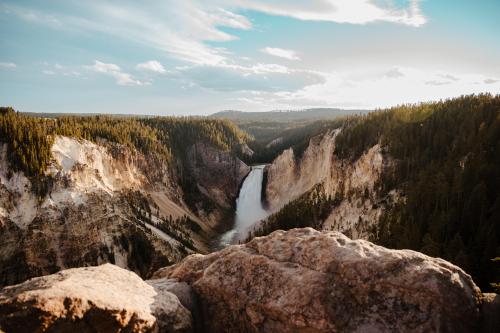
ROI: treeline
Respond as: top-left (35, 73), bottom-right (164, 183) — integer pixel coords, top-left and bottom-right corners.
top-left (0, 107), bottom-right (55, 178)
top-left (142, 116), bottom-right (250, 158)
top-left (243, 119), bottom-right (345, 164)
top-left (0, 107), bottom-right (248, 184)
top-left (335, 94), bottom-right (500, 289)
top-left (368, 94), bottom-right (500, 290)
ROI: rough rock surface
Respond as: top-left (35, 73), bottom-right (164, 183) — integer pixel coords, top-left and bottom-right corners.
top-left (187, 142), bottom-right (250, 210)
top-left (481, 293), bottom-right (500, 332)
top-left (264, 130), bottom-right (397, 239)
top-left (153, 228), bottom-right (482, 333)
top-left (0, 264), bottom-right (193, 333)
top-left (0, 135), bottom-right (248, 287)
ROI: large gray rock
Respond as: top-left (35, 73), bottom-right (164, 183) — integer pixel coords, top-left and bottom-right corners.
top-left (0, 264), bottom-right (193, 333)
top-left (153, 228), bottom-right (482, 333)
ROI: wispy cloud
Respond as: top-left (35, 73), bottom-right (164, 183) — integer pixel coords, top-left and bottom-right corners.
top-left (4, 0), bottom-right (426, 70)
top-left (261, 47), bottom-right (300, 61)
top-left (177, 62), bottom-right (324, 92)
top-left (86, 60), bottom-right (145, 86)
top-left (240, 68), bottom-right (500, 110)
top-left (40, 62), bottom-right (81, 77)
top-left (222, 0), bottom-right (427, 27)
top-left (3, 1), bottom-right (251, 66)
top-left (136, 60), bottom-right (166, 74)
top-left (484, 78), bottom-right (499, 84)
top-left (0, 62), bottom-right (16, 69)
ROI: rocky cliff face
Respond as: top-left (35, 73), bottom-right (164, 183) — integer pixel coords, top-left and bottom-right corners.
top-left (5, 229), bottom-right (491, 333)
top-left (186, 142), bottom-right (249, 218)
top-left (0, 136), bottom-right (249, 287)
top-left (264, 129), bottom-right (397, 239)
top-left (153, 228), bottom-right (486, 333)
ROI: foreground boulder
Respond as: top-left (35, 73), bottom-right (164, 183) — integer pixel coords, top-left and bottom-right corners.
top-left (153, 228), bottom-right (483, 333)
top-left (0, 264), bottom-right (192, 333)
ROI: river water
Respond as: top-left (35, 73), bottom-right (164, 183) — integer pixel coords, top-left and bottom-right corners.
top-left (218, 165), bottom-right (269, 247)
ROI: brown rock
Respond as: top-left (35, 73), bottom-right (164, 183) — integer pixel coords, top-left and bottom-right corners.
top-left (0, 264), bottom-right (193, 333)
top-left (153, 228), bottom-right (482, 333)
top-left (481, 293), bottom-right (500, 333)
top-left (186, 142), bottom-right (250, 209)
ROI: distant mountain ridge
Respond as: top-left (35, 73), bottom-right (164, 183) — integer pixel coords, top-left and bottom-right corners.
top-left (211, 108), bottom-right (371, 123)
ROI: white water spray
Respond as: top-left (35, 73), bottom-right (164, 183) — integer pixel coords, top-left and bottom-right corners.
top-left (219, 165), bottom-right (269, 247)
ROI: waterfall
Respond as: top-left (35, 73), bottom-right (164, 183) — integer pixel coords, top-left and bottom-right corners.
top-left (219, 165), bottom-right (269, 247)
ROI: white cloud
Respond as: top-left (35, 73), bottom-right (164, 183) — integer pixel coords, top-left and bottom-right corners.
top-left (3, 1), bottom-right (251, 66)
top-left (136, 60), bottom-right (166, 73)
top-left (243, 67), bottom-right (500, 110)
top-left (484, 78), bottom-right (499, 84)
top-left (261, 47), bottom-right (300, 61)
top-left (86, 60), bottom-right (145, 86)
top-left (0, 62), bottom-right (16, 69)
top-left (5, 0), bottom-right (426, 69)
top-left (177, 62), bottom-right (323, 92)
top-left (221, 0), bottom-right (427, 27)
top-left (216, 66), bottom-right (500, 112)
top-left (40, 62), bottom-right (82, 77)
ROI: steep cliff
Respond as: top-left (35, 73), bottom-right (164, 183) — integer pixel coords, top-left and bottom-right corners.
top-left (0, 135), bottom-right (249, 287)
top-left (262, 129), bottom-right (396, 239)
top-left (184, 142), bottom-right (250, 229)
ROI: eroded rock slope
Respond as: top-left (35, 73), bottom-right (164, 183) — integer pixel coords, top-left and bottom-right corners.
top-left (0, 135), bottom-right (249, 287)
top-left (263, 129), bottom-right (397, 239)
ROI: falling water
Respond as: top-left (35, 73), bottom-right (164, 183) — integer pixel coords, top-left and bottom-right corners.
top-left (219, 165), bottom-right (269, 247)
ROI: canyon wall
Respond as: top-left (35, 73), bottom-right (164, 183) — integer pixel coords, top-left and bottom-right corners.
top-left (0, 136), bottom-right (249, 287)
top-left (264, 129), bottom-right (397, 239)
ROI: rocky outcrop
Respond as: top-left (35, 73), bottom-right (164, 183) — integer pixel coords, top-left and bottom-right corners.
top-left (481, 293), bottom-right (500, 332)
top-left (186, 142), bottom-right (249, 211)
top-left (0, 264), bottom-right (193, 333)
top-left (0, 135), bottom-right (248, 287)
top-left (264, 129), bottom-right (396, 239)
top-left (154, 228), bottom-right (483, 333)
top-left (265, 130), bottom-right (338, 212)
top-left (0, 137), bottom-right (193, 287)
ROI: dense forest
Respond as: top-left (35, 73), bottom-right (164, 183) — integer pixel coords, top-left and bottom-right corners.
top-left (334, 94), bottom-right (500, 289)
top-left (213, 108), bottom-right (365, 164)
top-left (241, 120), bottom-right (348, 164)
top-left (250, 94), bottom-right (500, 290)
top-left (0, 107), bottom-right (249, 197)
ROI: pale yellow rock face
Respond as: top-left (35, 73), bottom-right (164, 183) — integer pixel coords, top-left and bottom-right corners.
top-left (0, 264), bottom-right (193, 333)
top-left (153, 228), bottom-right (482, 333)
top-left (264, 129), bottom-right (396, 239)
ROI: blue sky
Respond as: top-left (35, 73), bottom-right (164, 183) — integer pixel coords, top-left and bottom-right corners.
top-left (0, 0), bottom-right (499, 115)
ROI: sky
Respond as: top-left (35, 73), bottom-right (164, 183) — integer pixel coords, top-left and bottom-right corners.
top-left (0, 0), bottom-right (499, 115)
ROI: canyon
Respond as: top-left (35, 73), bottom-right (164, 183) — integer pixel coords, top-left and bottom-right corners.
top-left (1, 95), bottom-right (499, 332)
top-left (0, 134), bottom-right (248, 286)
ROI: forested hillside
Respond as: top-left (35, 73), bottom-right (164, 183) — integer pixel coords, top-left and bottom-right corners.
top-left (212, 108), bottom-right (366, 164)
top-left (251, 94), bottom-right (500, 290)
top-left (0, 107), bottom-right (249, 195)
top-left (334, 94), bottom-right (500, 288)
